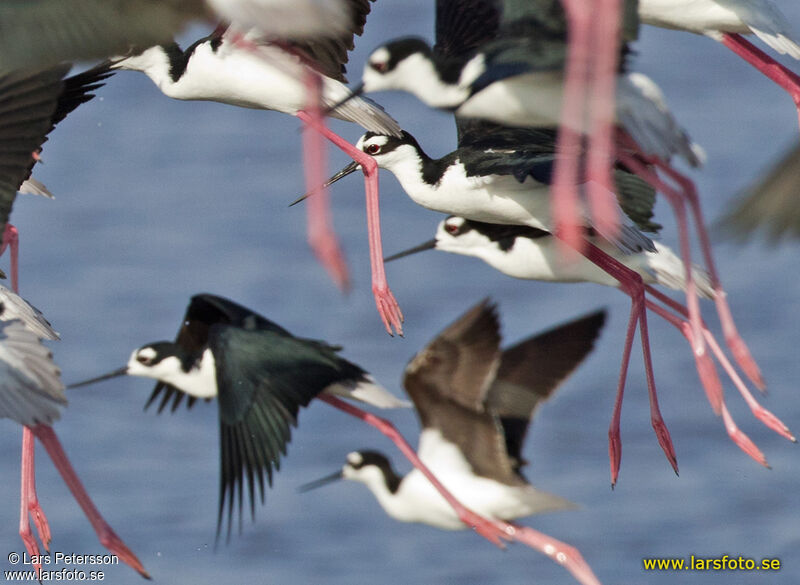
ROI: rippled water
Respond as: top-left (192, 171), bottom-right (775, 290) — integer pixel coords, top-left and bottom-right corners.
top-left (1, 2), bottom-right (799, 584)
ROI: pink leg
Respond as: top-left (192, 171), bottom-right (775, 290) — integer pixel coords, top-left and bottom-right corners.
top-left (553, 0), bottom-right (592, 256)
top-left (510, 524), bottom-right (602, 585)
top-left (318, 395), bottom-right (510, 547)
top-left (297, 112), bottom-right (403, 335)
top-left (641, 288), bottom-right (771, 466)
top-left (31, 425), bottom-right (149, 578)
top-left (19, 428), bottom-right (51, 579)
top-left (300, 71), bottom-right (351, 292)
top-left (579, 242), bottom-right (677, 486)
top-left (1, 224), bottom-right (19, 291)
top-left (585, 0), bottom-right (622, 243)
top-left (721, 33), bottom-right (800, 128)
top-left (650, 159), bottom-right (764, 390)
top-left (646, 285), bottom-right (793, 443)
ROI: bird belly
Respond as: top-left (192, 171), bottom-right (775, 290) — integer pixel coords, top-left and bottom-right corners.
top-left (458, 73), bottom-right (566, 128)
top-left (638, 0), bottom-right (751, 34)
top-left (163, 47), bottom-right (307, 114)
top-left (400, 169), bottom-right (553, 230)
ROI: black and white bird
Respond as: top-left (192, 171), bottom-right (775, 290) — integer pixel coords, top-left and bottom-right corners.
top-left (314, 126), bottom-right (789, 483)
top-left (302, 300), bottom-right (606, 585)
top-left (68, 293), bottom-right (407, 537)
top-left (109, 5), bottom-right (406, 331)
top-left (638, 0), bottom-right (800, 126)
top-left (386, 215), bottom-right (714, 296)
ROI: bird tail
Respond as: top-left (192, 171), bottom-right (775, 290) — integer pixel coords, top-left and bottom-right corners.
top-left (646, 242), bottom-right (715, 299)
top-left (324, 375), bottom-right (411, 409)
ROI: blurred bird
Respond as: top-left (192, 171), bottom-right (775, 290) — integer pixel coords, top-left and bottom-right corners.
top-left (0, 288), bottom-right (147, 579)
top-left (718, 141), bottom-right (800, 242)
top-left (639, 0), bottom-right (800, 127)
top-left (301, 300), bottom-right (606, 585)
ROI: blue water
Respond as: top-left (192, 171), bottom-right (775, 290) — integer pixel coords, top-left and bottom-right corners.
top-left (1, 2), bottom-right (799, 583)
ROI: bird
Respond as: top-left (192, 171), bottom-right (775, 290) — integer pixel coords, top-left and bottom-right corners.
top-left (385, 215), bottom-right (715, 296)
top-left (0, 287), bottom-right (147, 579)
top-left (66, 293), bottom-right (410, 538)
top-left (718, 140), bottom-right (800, 243)
top-left (337, 0), bottom-right (701, 252)
top-left (0, 0), bottom-right (369, 71)
top-left (310, 125), bottom-right (790, 482)
top-left (108, 5), bottom-right (406, 332)
top-left (300, 299), bottom-right (606, 585)
top-left (638, 0), bottom-right (800, 127)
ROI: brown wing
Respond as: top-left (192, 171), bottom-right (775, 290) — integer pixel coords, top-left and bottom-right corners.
top-left (488, 310), bottom-right (606, 469)
top-left (403, 298), bottom-right (501, 418)
top-left (403, 299), bottom-right (523, 485)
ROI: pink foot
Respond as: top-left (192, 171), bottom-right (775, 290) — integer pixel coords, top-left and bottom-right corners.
top-left (296, 112), bottom-right (404, 335)
top-left (720, 405), bottom-right (769, 468)
top-left (510, 524), bottom-right (602, 585)
top-left (31, 425), bottom-right (149, 578)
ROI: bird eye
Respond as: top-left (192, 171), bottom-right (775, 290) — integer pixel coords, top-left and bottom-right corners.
top-left (369, 61), bottom-right (388, 74)
top-left (366, 143), bottom-right (381, 155)
top-left (445, 223), bottom-right (459, 235)
top-left (136, 355), bottom-right (151, 365)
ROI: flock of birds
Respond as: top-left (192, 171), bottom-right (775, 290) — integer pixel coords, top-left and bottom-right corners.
top-left (1, 1), bottom-right (799, 584)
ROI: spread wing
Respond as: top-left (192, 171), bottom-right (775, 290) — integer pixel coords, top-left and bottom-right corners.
top-left (488, 310), bottom-right (605, 470)
top-left (210, 324), bottom-right (364, 537)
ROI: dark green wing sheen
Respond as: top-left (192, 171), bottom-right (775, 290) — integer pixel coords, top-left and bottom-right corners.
top-left (210, 325), bottom-right (364, 537)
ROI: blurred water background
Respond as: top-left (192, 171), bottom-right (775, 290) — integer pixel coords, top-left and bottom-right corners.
top-left (1, 2), bottom-right (799, 583)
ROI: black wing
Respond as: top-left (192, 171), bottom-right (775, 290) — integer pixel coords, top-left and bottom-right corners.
top-left (146, 293), bottom-right (292, 412)
top-left (0, 66), bottom-right (67, 235)
top-left (289, 0), bottom-right (374, 82)
top-left (210, 324), bottom-right (365, 538)
top-left (488, 310), bottom-right (605, 472)
top-left (434, 0), bottom-right (501, 61)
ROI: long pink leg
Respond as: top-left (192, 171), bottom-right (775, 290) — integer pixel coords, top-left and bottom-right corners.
top-left (553, 0), bottom-right (592, 256)
top-left (31, 425), bottom-right (149, 578)
top-left (297, 112), bottom-right (403, 335)
top-left (320, 396), bottom-right (603, 585)
top-left (318, 395), bottom-right (510, 546)
top-left (5, 224), bottom-right (52, 573)
top-left (650, 159), bottom-right (764, 390)
top-left (721, 33), bottom-right (800, 128)
top-left (19, 428), bottom-right (50, 579)
top-left (645, 285), bottom-right (793, 443)
top-left (300, 70), bottom-right (350, 292)
top-left (578, 242), bottom-right (677, 486)
top-left (615, 153), bottom-right (722, 411)
top-left (585, 0), bottom-right (622, 242)
top-left (509, 524), bottom-right (602, 585)
top-left (640, 293), bottom-right (770, 467)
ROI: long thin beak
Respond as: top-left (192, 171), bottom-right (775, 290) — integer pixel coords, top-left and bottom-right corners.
top-left (324, 83), bottom-right (365, 116)
top-left (297, 470), bottom-right (344, 493)
top-left (67, 366), bottom-right (129, 389)
top-left (288, 160), bottom-right (361, 207)
top-left (384, 239), bottom-right (436, 262)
